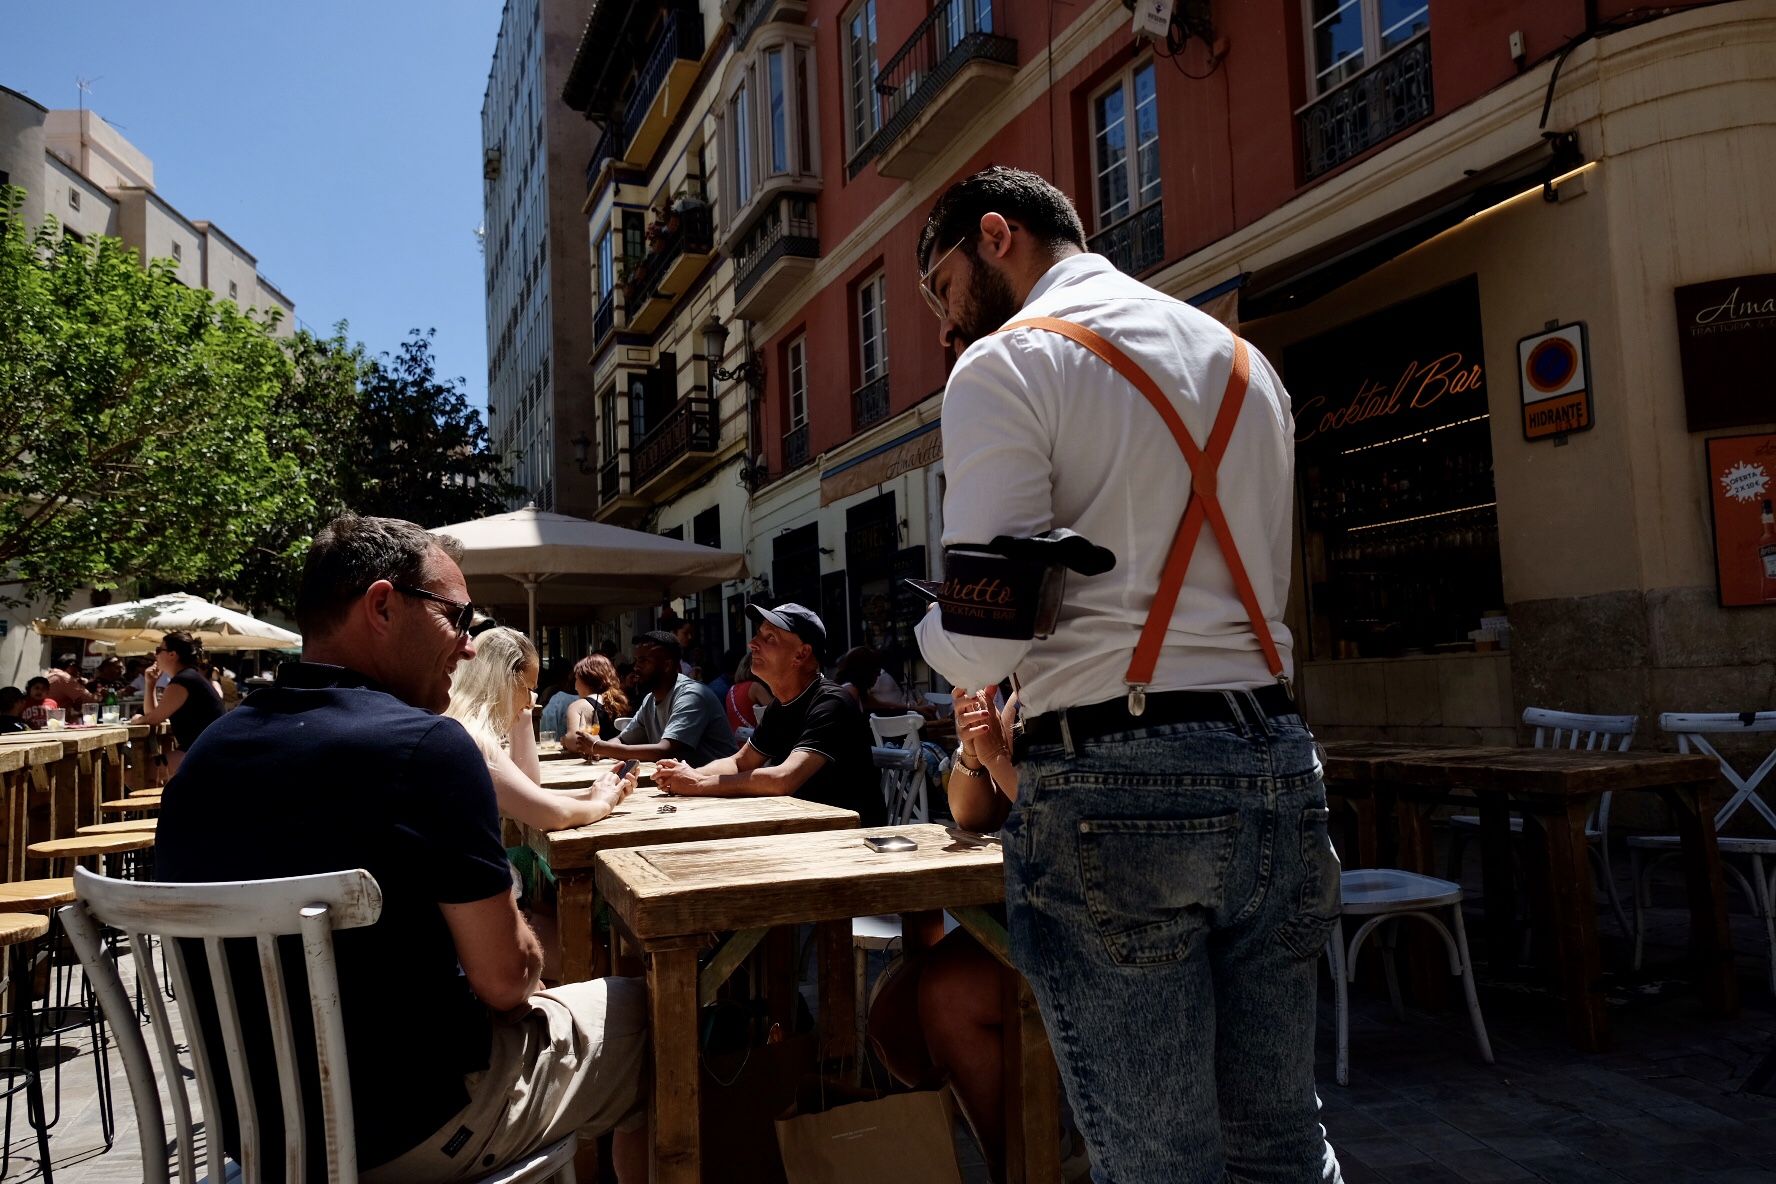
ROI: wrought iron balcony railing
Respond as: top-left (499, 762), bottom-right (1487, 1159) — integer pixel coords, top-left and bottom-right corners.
top-left (622, 203), bottom-right (714, 311)
top-left (851, 375), bottom-right (890, 431)
top-left (783, 422), bottom-right (810, 471)
top-left (1299, 34), bottom-right (1433, 182)
top-left (623, 7), bottom-right (706, 151)
top-left (599, 454), bottom-right (622, 503)
top-left (734, 203), bottom-right (819, 303)
top-left (586, 125), bottom-right (616, 191)
top-left (593, 291), bottom-right (615, 344)
top-left (849, 0), bottom-right (1016, 177)
top-left (632, 395), bottom-right (719, 488)
top-left (1089, 201), bottom-right (1165, 277)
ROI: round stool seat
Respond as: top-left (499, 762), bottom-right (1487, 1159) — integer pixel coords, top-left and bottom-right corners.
top-left (78, 818), bottom-right (159, 836)
top-left (0, 878), bottom-right (76, 910)
top-left (0, 913), bottom-right (50, 945)
top-left (125, 788), bottom-right (164, 799)
top-left (99, 798), bottom-right (160, 814)
top-left (28, 833), bottom-right (155, 860)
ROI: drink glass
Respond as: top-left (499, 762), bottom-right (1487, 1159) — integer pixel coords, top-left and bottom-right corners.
top-left (45, 708), bottom-right (66, 729)
top-left (100, 704), bottom-right (121, 724)
top-left (539, 730), bottom-right (558, 747)
top-left (81, 703), bottom-right (100, 726)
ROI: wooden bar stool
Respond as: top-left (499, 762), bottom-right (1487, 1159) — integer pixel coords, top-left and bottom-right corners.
top-left (28, 833), bottom-right (155, 881)
top-left (0, 912), bottom-right (55, 1181)
top-left (77, 818), bottom-right (158, 837)
top-left (98, 797), bottom-right (159, 819)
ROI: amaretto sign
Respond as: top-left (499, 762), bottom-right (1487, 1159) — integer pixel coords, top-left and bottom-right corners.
top-left (1675, 274), bottom-right (1776, 432)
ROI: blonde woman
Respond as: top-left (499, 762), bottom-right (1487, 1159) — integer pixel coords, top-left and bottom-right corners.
top-left (445, 626), bottom-right (636, 833)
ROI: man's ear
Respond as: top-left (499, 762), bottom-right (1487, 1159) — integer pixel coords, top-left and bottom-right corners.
top-left (979, 212), bottom-right (1013, 259)
top-left (361, 579), bottom-right (396, 639)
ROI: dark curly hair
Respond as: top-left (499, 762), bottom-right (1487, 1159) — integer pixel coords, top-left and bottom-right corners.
top-left (916, 165), bottom-right (1086, 274)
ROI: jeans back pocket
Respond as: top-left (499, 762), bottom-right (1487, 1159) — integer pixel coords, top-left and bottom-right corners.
top-left (1276, 805), bottom-right (1343, 960)
top-left (1077, 814), bottom-right (1240, 967)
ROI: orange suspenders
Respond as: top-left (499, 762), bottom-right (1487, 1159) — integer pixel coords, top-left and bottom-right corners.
top-left (998, 318), bottom-right (1289, 714)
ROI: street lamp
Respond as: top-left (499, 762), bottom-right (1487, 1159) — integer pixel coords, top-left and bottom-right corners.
top-left (571, 431), bottom-right (593, 474)
top-left (702, 314), bottom-right (764, 390)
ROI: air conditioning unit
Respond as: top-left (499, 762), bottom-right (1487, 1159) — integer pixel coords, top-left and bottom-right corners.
top-left (483, 148), bottom-right (502, 180)
top-left (1131, 0), bottom-right (1174, 39)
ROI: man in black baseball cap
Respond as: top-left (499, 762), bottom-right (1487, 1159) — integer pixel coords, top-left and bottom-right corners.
top-left (653, 603), bottom-right (883, 826)
top-left (585, 628), bottom-right (737, 766)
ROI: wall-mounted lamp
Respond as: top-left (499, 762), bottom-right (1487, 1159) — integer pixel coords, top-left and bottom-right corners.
top-left (702, 315), bottom-right (765, 391)
top-left (571, 431), bottom-right (593, 474)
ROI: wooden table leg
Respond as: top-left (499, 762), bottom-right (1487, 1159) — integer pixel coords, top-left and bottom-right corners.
top-left (1527, 799), bottom-right (1609, 1051)
top-left (647, 938), bottom-right (703, 1184)
top-left (76, 750), bottom-right (100, 830)
top-left (50, 755), bottom-right (78, 841)
top-left (815, 920), bottom-right (857, 1064)
top-left (1664, 780), bottom-right (1740, 1019)
top-left (764, 926), bottom-right (798, 1033)
top-left (127, 734), bottom-right (150, 792)
top-left (1001, 968), bottom-right (1062, 1184)
top-left (556, 871), bottom-right (603, 984)
top-left (1476, 792), bottom-right (1519, 972)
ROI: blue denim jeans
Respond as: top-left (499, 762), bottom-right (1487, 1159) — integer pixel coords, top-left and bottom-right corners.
top-left (1003, 704), bottom-right (1343, 1183)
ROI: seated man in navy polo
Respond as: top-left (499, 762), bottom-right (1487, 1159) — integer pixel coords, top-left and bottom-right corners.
top-left (653, 603), bottom-right (886, 827)
top-left (155, 514), bottom-right (649, 1182)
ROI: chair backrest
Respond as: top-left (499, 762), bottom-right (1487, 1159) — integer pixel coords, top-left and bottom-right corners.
top-left (1524, 707), bottom-right (1637, 753)
top-left (1660, 712), bottom-right (1776, 834)
top-left (923, 691), bottom-right (955, 718)
top-left (614, 716), bottom-right (635, 732)
top-left (60, 867), bottom-right (383, 1184)
top-left (870, 712), bottom-right (925, 749)
top-left (872, 744), bottom-right (928, 825)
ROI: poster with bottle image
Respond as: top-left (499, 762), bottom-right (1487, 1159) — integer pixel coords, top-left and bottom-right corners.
top-left (1708, 432), bottom-right (1776, 607)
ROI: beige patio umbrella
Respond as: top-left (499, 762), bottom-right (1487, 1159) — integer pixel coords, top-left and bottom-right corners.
top-left (430, 503), bottom-right (748, 637)
top-left (34, 592), bottom-right (302, 652)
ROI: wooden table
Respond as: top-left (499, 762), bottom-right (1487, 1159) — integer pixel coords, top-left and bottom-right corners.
top-left (0, 740), bottom-right (68, 881)
top-left (597, 823), bottom-right (1061, 1184)
top-left (526, 788), bottom-right (859, 983)
top-left (0, 726), bottom-right (130, 837)
top-left (537, 758), bottom-right (656, 790)
top-left (1321, 742), bottom-right (1734, 1050)
top-left (125, 722), bottom-right (172, 791)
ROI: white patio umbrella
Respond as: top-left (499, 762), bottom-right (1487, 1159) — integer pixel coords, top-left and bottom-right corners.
top-left (34, 592), bottom-right (302, 652)
top-left (431, 504), bottom-right (749, 638)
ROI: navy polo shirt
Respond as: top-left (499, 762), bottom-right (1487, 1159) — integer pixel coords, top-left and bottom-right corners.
top-left (156, 662), bottom-right (512, 1172)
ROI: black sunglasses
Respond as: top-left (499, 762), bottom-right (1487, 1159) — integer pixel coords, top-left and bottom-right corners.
top-left (392, 584), bottom-right (476, 635)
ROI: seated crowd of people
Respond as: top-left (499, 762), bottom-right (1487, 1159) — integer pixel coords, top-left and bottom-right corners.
top-left (148, 513), bottom-right (1015, 1182)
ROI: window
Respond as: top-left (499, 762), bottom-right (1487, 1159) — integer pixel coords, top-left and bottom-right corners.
top-left (733, 81), bottom-right (755, 207)
top-left (767, 49), bottom-right (789, 175)
top-left (228, 280), bottom-right (239, 300)
top-left (1306, 0), bottom-right (1429, 95)
top-left (597, 223), bottom-right (615, 298)
top-left (857, 272), bottom-right (888, 384)
top-left (786, 335), bottom-right (808, 427)
top-left (67, 188), bottom-right (81, 211)
top-left (601, 387), bottom-right (618, 458)
top-left (1092, 62), bottom-right (1160, 230)
top-left (718, 32), bottom-right (820, 238)
top-left (845, 0), bottom-right (880, 156)
top-left (171, 241), bottom-right (182, 261)
top-left (942, 0), bottom-right (993, 50)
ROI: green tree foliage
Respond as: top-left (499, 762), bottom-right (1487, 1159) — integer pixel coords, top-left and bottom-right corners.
top-left (0, 189), bottom-right (308, 602)
top-left (342, 328), bottom-right (524, 526)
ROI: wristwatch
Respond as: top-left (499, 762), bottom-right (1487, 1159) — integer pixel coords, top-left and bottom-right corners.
top-left (952, 747), bottom-right (986, 777)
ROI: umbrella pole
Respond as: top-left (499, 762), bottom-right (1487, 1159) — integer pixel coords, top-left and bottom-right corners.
top-left (525, 580), bottom-right (538, 647)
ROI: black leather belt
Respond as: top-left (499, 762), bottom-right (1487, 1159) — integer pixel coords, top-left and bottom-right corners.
top-left (1018, 683), bottom-right (1298, 752)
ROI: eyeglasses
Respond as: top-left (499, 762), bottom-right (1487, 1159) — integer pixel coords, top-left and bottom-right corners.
top-left (919, 238), bottom-right (966, 319)
top-left (392, 584), bottom-right (476, 635)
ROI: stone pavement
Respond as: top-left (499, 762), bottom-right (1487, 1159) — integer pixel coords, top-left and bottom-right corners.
top-left (12, 893), bottom-right (1776, 1181)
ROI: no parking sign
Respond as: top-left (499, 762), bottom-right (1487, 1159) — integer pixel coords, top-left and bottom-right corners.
top-left (1517, 322), bottom-right (1594, 441)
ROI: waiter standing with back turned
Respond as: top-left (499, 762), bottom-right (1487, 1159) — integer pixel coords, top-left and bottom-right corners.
top-left (914, 166), bottom-right (1342, 1183)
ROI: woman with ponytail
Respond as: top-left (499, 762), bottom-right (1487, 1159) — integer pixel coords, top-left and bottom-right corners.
top-left (132, 629), bottom-right (225, 774)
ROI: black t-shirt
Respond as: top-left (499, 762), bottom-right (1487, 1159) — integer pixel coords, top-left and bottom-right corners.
top-left (155, 662), bottom-right (513, 1173)
top-left (748, 676), bottom-right (886, 827)
top-left (166, 665), bottom-right (224, 749)
top-left (0, 716), bottom-right (28, 733)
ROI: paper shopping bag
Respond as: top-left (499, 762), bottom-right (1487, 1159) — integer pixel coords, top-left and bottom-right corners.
top-left (775, 1087), bottom-right (965, 1184)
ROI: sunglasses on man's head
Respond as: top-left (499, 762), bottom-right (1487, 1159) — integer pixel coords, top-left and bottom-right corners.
top-left (392, 584), bottom-right (477, 635)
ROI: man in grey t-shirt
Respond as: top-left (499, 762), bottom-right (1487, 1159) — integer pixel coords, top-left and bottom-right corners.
top-left (586, 630), bottom-right (737, 767)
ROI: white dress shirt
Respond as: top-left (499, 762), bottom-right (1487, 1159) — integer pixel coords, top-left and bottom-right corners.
top-left (916, 253), bottom-right (1297, 715)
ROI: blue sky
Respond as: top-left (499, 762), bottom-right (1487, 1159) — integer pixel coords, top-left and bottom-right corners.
top-left (1, 1), bottom-right (503, 407)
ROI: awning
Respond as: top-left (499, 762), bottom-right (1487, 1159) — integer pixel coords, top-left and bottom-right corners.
top-left (1240, 131), bottom-right (1585, 320)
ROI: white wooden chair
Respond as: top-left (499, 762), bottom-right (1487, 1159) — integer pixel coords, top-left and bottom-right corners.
top-left (60, 868), bottom-right (577, 1184)
top-left (851, 745), bottom-right (939, 1067)
top-left (1325, 869), bottom-right (1493, 1086)
top-left (869, 711), bottom-right (926, 750)
top-left (1446, 708), bottom-right (1638, 936)
top-left (922, 692), bottom-right (955, 718)
top-left (1629, 711), bottom-right (1776, 991)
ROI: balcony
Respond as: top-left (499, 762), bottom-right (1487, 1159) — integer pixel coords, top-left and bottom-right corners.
top-left (585, 126), bottom-right (617, 193)
top-left (631, 395), bottom-right (720, 493)
top-left (593, 291), bottom-right (615, 346)
top-left (623, 6), bottom-right (707, 173)
top-left (725, 0), bottom-right (807, 51)
top-left (849, 0), bottom-right (1016, 180)
top-left (1089, 201), bottom-right (1165, 277)
top-left (783, 422), bottom-right (810, 471)
top-left (622, 202), bottom-right (714, 335)
top-left (732, 196), bottom-right (820, 321)
top-left (599, 454), bottom-right (622, 503)
top-left (852, 375), bottom-right (890, 431)
top-left (1299, 34), bottom-right (1433, 182)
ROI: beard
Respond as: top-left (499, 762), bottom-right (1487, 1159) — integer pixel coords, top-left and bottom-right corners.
top-left (948, 260), bottom-right (1022, 352)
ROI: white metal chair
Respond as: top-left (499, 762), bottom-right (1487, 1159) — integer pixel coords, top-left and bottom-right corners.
top-left (60, 868), bottom-right (577, 1184)
top-left (1629, 711), bottom-right (1776, 991)
top-left (1446, 708), bottom-right (1638, 936)
top-left (1325, 868), bottom-right (1493, 1086)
